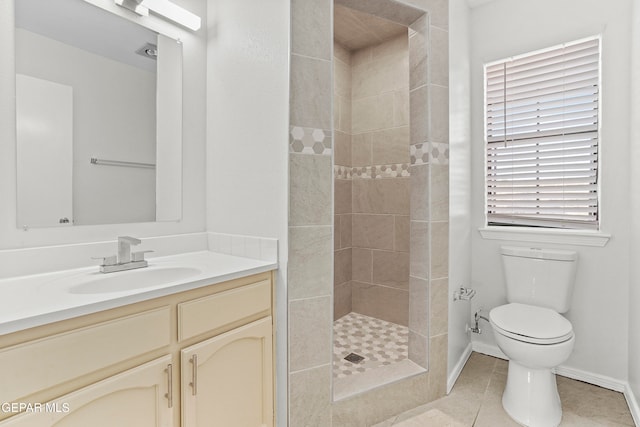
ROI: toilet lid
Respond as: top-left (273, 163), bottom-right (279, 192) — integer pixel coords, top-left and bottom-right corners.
top-left (489, 303), bottom-right (573, 344)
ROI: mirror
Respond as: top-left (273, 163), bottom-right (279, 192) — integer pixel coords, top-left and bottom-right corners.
top-left (14, 0), bottom-right (183, 228)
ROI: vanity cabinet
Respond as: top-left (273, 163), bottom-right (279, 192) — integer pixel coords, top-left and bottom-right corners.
top-left (1, 356), bottom-right (174, 427)
top-left (181, 318), bottom-right (273, 427)
top-left (0, 271), bottom-right (274, 427)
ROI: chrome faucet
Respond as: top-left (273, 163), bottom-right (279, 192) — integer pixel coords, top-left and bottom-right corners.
top-left (118, 236), bottom-right (140, 264)
top-left (94, 236), bottom-right (153, 273)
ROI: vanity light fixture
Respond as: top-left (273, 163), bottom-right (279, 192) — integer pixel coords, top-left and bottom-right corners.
top-left (135, 42), bottom-right (158, 60)
top-left (115, 0), bottom-right (201, 31)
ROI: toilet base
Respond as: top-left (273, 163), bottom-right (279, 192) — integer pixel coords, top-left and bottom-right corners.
top-left (502, 361), bottom-right (562, 427)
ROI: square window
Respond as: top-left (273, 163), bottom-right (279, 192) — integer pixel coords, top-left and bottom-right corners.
top-left (485, 37), bottom-right (600, 230)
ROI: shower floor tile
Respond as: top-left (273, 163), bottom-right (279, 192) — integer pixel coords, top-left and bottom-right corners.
top-left (333, 312), bottom-right (409, 379)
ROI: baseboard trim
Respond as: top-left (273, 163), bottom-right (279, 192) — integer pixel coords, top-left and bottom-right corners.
top-left (471, 340), bottom-right (506, 360)
top-left (470, 341), bottom-right (627, 393)
top-left (447, 343), bottom-right (472, 394)
top-left (554, 365), bottom-right (625, 393)
top-left (624, 384), bottom-right (640, 427)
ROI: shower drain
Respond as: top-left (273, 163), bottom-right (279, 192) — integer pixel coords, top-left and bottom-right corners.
top-left (344, 352), bottom-right (365, 364)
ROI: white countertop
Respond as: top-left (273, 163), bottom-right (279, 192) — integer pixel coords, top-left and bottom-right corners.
top-left (0, 251), bottom-right (277, 336)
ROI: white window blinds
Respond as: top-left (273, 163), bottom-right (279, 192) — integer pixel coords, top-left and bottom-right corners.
top-left (485, 38), bottom-right (600, 229)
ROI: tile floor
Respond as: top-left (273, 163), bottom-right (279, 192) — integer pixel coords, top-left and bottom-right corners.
top-left (374, 352), bottom-right (636, 427)
top-left (333, 312), bottom-right (409, 379)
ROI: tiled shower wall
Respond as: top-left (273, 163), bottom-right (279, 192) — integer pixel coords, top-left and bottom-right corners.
top-left (333, 35), bottom-right (410, 326)
top-left (334, 42), bottom-right (353, 320)
top-left (350, 34), bottom-right (410, 327)
top-left (289, 0), bottom-right (449, 425)
top-left (288, 0), bottom-right (334, 424)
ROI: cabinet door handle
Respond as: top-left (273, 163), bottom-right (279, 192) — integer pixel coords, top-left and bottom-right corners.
top-left (165, 364), bottom-right (173, 408)
top-left (190, 354), bottom-right (198, 396)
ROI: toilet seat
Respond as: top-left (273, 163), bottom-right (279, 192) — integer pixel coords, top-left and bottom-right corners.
top-left (490, 303), bottom-right (574, 345)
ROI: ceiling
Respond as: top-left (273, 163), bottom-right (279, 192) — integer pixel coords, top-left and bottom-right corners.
top-left (334, 4), bottom-right (407, 52)
top-left (15, 0), bottom-right (158, 72)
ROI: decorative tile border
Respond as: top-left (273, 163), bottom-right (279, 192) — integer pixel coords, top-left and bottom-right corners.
top-left (290, 126), bottom-right (332, 155)
top-left (431, 142), bottom-right (450, 165)
top-left (369, 164), bottom-right (410, 179)
top-left (335, 165), bottom-right (352, 179)
top-left (333, 164), bottom-right (410, 179)
top-left (352, 166), bottom-right (373, 179)
top-left (410, 142), bottom-right (449, 165)
top-left (410, 143), bottom-right (429, 165)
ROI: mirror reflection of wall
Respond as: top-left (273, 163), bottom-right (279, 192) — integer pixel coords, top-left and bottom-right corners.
top-left (15, 0), bottom-right (183, 228)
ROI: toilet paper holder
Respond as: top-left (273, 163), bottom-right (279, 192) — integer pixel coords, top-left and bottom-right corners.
top-left (453, 287), bottom-right (476, 301)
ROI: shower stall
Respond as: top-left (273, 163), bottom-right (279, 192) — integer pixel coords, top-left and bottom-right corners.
top-left (287, 0), bottom-right (449, 423)
top-left (332, 4), bottom-right (420, 399)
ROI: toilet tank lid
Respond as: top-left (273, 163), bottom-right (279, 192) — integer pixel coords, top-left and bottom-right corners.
top-left (501, 246), bottom-right (577, 261)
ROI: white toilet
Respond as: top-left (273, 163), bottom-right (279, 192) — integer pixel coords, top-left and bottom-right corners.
top-left (489, 246), bottom-right (578, 427)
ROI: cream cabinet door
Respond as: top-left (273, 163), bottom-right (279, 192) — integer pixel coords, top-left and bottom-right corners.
top-left (181, 317), bottom-right (273, 427)
top-left (1, 355), bottom-right (174, 427)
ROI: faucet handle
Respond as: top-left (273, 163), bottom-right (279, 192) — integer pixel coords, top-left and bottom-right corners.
top-left (118, 236), bottom-right (141, 245)
top-left (132, 250), bottom-right (154, 262)
top-left (92, 255), bottom-right (118, 266)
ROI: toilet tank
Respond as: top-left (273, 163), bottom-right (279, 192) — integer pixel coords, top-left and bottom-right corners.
top-left (501, 246), bottom-right (578, 313)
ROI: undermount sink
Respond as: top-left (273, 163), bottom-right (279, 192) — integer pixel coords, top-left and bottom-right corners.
top-left (68, 266), bottom-right (202, 294)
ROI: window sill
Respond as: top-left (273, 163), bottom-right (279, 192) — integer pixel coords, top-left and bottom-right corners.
top-left (478, 226), bottom-right (610, 247)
